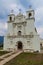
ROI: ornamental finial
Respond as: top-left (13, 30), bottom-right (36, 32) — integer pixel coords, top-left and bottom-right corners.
top-left (11, 9), bottom-right (14, 14)
top-left (29, 5), bottom-right (32, 9)
top-left (19, 9), bottom-right (22, 13)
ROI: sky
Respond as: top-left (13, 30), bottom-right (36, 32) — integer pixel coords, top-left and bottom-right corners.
top-left (0, 0), bottom-right (43, 38)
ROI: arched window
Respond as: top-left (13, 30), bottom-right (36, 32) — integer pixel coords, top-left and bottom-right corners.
top-left (40, 43), bottom-right (42, 47)
top-left (40, 43), bottom-right (43, 50)
top-left (10, 16), bottom-right (12, 21)
top-left (18, 31), bottom-right (21, 36)
top-left (29, 13), bottom-right (32, 17)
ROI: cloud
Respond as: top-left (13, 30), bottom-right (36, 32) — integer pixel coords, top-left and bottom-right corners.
top-left (0, 0), bottom-right (26, 36)
top-left (35, 7), bottom-right (43, 22)
top-left (37, 27), bottom-right (43, 38)
top-left (0, 21), bottom-right (7, 36)
top-left (0, 0), bottom-right (26, 19)
top-left (34, 7), bottom-right (43, 38)
top-left (9, 3), bottom-right (26, 15)
top-left (37, 27), bottom-right (43, 34)
top-left (29, 0), bottom-right (43, 9)
top-left (0, 23), bottom-right (7, 29)
top-left (0, 0), bottom-right (43, 39)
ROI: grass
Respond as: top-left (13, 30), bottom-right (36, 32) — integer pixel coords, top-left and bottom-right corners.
top-left (0, 47), bottom-right (10, 56)
top-left (0, 51), bottom-right (10, 56)
top-left (4, 52), bottom-right (43, 65)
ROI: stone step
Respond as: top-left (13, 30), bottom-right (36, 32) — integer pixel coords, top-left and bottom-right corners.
top-left (0, 50), bottom-right (23, 65)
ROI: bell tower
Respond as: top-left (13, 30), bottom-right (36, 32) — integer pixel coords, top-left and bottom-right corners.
top-left (8, 10), bottom-right (15, 23)
top-left (7, 10), bottom-right (15, 36)
top-left (26, 5), bottom-right (35, 19)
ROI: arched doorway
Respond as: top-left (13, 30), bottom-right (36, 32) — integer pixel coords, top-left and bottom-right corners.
top-left (17, 41), bottom-right (23, 50)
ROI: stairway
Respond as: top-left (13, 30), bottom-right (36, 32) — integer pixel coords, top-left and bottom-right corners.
top-left (0, 50), bottom-right (23, 65)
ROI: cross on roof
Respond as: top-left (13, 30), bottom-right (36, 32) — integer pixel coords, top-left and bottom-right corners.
top-left (19, 9), bottom-right (22, 13)
top-left (29, 5), bottom-right (32, 9)
top-left (11, 9), bottom-right (14, 14)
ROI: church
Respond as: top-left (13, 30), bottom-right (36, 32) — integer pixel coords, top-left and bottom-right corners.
top-left (3, 7), bottom-right (41, 52)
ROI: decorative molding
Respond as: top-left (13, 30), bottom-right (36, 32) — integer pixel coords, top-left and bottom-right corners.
top-left (26, 10), bottom-right (34, 12)
top-left (7, 21), bottom-right (14, 23)
top-left (26, 17), bottom-right (35, 21)
top-left (13, 23), bottom-right (16, 27)
top-left (7, 35), bottom-right (34, 38)
top-left (13, 21), bottom-right (26, 24)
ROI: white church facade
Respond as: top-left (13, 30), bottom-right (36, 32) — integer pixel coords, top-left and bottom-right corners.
top-left (4, 7), bottom-right (41, 52)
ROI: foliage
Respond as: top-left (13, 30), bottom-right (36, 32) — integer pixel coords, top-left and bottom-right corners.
top-left (0, 51), bottom-right (10, 56)
top-left (4, 52), bottom-right (43, 65)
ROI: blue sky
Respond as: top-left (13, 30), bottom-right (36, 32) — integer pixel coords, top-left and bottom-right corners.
top-left (0, 0), bottom-right (43, 38)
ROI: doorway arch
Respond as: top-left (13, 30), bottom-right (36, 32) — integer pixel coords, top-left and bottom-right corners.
top-left (17, 41), bottom-right (23, 50)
